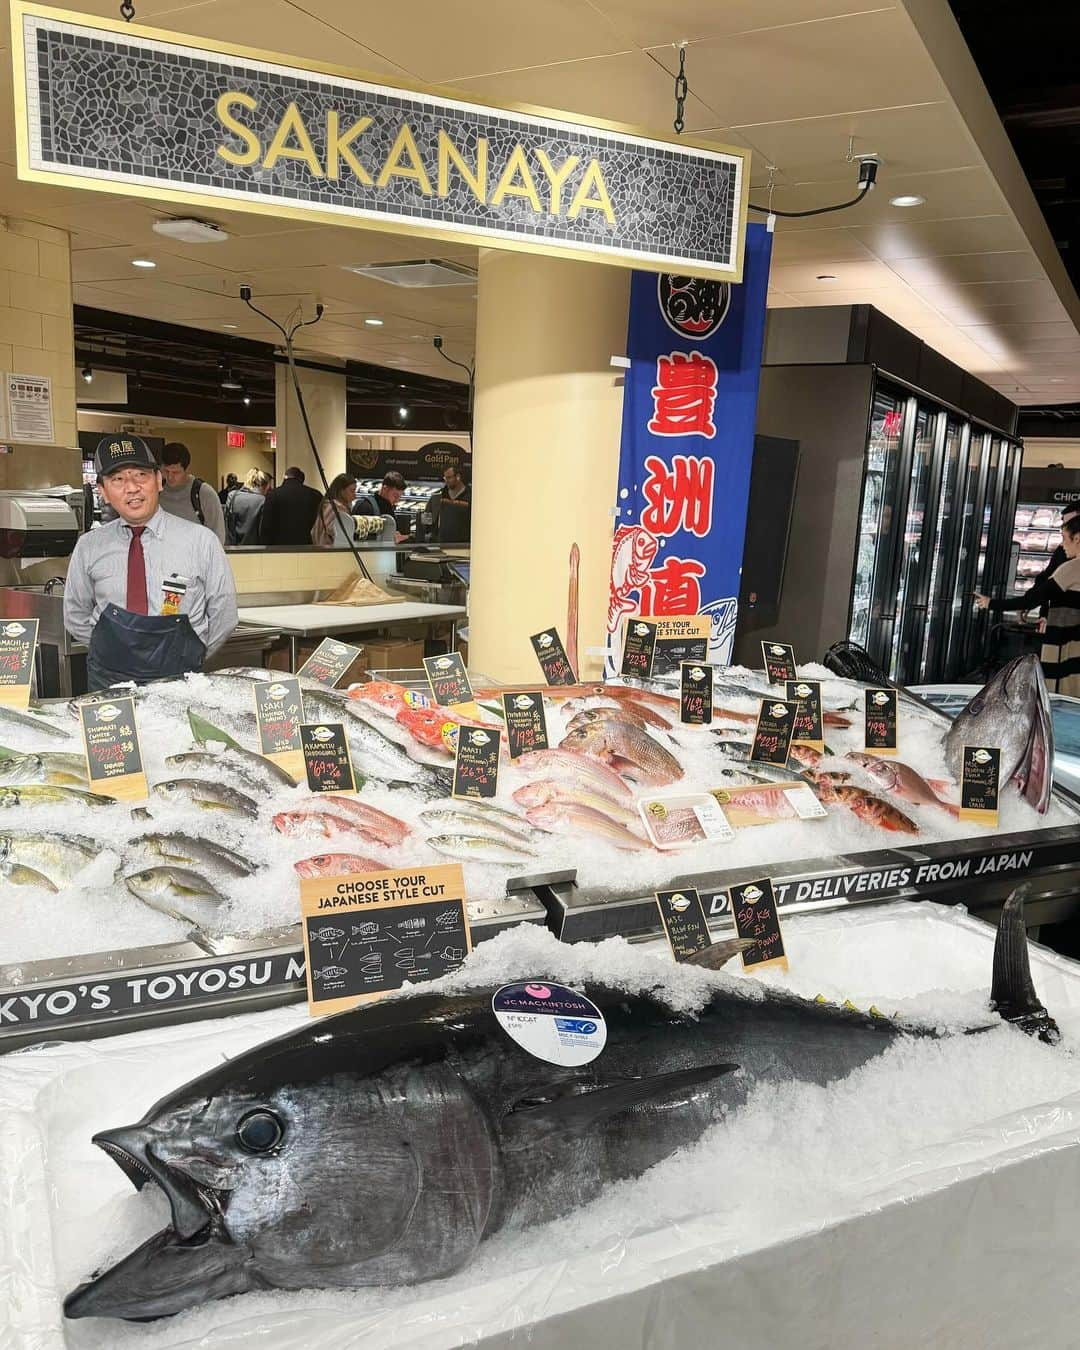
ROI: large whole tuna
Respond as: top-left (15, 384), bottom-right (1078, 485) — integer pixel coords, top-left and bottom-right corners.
top-left (944, 653), bottom-right (1054, 812)
top-left (65, 887), bottom-right (1055, 1322)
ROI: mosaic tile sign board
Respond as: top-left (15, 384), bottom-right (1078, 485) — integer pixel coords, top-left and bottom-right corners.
top-left (11, 2), bottom-right (750, 280)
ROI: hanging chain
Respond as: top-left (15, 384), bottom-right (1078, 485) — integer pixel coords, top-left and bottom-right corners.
top-left (672, 43), bottom-right (688, 135)
top-left (120, 0), bottom-right (135, 21)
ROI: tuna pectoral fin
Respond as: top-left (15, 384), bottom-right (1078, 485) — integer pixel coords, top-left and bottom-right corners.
top-left (685, 937), bottom-right (755, 970)
top-left (64, 1226), bottom-right (253, 1322)
top-left (991, 884), bottom-right (1060, 1045)
top-left (505, 1063), bottom-right (739, 1142)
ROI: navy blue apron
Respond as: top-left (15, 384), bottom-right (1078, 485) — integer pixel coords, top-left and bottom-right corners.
top-left (86, 603), bottom-right (205, 692)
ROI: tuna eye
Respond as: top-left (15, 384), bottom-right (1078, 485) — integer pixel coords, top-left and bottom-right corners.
top-left (236, 1109), bottom-right (283, 1153)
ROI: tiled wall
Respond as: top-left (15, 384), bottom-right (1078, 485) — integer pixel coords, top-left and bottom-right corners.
top-left (0, 218), bottom-right (77, 452)
top-left (227, 549), bottom-right (367, 595)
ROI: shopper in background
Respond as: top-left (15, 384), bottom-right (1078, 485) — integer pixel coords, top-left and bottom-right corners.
top-left (312, 473), bottom-right (358, 548)
top-left (259, 466), bottom-right (322, 545)
top-left (977, 514), bottom-right (1080, 693)
top-left (433, 463), bottom-right (472, 544)
top-left (225, 468), bottom-right (271, 545)
top-left (158, 442), bottom-right (226, 545)
top-left (65, 435), bottom-right (237, 690)
top-left (354, 470), bottom-right (409, 543)
top-left (219, 472), bottom-right (239, 506)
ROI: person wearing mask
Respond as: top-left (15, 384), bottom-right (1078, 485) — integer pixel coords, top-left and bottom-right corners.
top-left (433, 463), bottom-right (471, 544)
top-left (312, 474), bottom-right (358, 548)
top-left (354, 470), bottom-right (409, 543)
top-left (158, 442), bottom-right (226, 545)
top-left (225, 468), bottom-right (271, 544)
top-left (64, 436), bottom-right (237, 691)
top-left (219, 473), bottom-right (239, 506)
top-left (977, 513), bottom-right (1080, 693)
top-left (259, 466), bottom-right (322, 545)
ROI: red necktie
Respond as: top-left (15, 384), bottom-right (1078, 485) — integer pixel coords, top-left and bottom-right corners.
top-left (126, 525), bottom-right (148, 615)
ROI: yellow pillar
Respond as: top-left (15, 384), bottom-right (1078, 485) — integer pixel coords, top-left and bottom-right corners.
top-left (273, 361), bottom-right (347, 489)
top-left (0, 217), bottom-right (78, 485)
top-left (469, 249), bottom-right (629, 682)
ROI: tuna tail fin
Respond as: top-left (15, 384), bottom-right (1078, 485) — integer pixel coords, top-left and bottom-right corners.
top-left (684, 937), bottom-right (755, 970)
top-left (991, 884), bottom-right (1060, 1045)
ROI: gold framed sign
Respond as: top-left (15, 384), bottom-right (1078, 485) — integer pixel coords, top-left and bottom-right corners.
top-left (10, 2), bottom-right (750, 280)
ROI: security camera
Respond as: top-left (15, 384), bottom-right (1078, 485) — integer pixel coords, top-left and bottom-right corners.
top-left (239, 284), bottom-right (252, 302)
top-left (433, 335), bottom-right (444, 349)
top-left (857, 155), bottom-right (881, 190)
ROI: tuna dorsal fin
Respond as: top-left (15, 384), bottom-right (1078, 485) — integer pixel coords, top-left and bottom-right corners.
top-left (684, 937), bottom-right (755, 971)
top-left (504, 1064), bottom-right (739, 1141)
top-left (991, 884), bottom-right (1060, 1045)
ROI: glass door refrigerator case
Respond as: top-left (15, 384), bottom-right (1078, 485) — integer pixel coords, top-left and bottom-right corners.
top-left (848, 379), bottom-right (1021, 684)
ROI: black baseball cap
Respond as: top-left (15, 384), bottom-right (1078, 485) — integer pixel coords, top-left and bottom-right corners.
top-left (94, 435), bottom-right (160, 477)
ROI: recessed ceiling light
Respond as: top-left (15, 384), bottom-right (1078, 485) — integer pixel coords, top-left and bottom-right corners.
top-left (364, 317), bottom-right (384, 326)
top-left (131, 258), bottom-right (156, 268)
top-left (222, 323), bottom-right (239, 330)
top-left (890, 194), bottom-right (925, 207)
top-left (816, 274), bottom-right (837, 281)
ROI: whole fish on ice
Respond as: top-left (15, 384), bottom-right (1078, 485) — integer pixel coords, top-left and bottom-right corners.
top-left (560, 719), bottom-right (682, 787)
top-left (65, 887), bottom-right (1056, 1321)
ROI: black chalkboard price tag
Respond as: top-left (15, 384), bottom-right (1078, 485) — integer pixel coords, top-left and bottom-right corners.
top-left (729, 877), bottom-right (788, 972)
top-left (300, 863), bottom-right (471, 1014)
top-left (621, 617), bottom-right (657, 679)
top-left (656, 887), bottom-right (712, 962)
top-left (300, 722), bottom-right (357, 793)
top-left (297, 638), bottom-right (363, 688)
top-left (79, 694), bottom-right (148, 801)
top-left (253, 676), bottom-right (305, 781)
top-left (680, 661), bottom-right (713, 725)
top-left (501, 691), bottom-right (549, 758)
top-left (864, 688), bottom-right (898, 755)
top-left (761, 641), bottom-right (797, 684)
top-left (960, 745), bottom-right (1001, 828)
top-left (750, 697), bottom-right (797, 766)
top-left (452, 725), bottom-right (501, 800)
top-left (530, 628), bottom-right (576, 685)
top-left (423, 652), bottom-right (476, 709)
top-left (786, 678), bottom-right (823, 751)
top-left (0, 617), bottom-right (38, 708)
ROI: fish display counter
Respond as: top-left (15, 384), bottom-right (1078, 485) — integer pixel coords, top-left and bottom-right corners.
top-left (5, 901), bottom-right (1080, 1348)
top-left (0, 656), bottom-right (1077, 1049)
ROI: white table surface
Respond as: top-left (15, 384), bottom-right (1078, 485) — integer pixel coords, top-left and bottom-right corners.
top-left (236, 601), bottom-right (466, 635)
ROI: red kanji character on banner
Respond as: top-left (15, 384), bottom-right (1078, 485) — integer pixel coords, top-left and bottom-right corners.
top-left (640, 454), bottom-right (714, 538)
top-left (639, 556), bottom-right (707, 616)
top-left (648, 352), bottom-right (718, 439)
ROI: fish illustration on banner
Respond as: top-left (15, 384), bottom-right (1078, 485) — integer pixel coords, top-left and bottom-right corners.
top-left (606, 223), bottom-right (773, 674)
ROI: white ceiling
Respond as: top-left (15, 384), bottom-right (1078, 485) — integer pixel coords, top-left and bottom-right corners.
top-left (1, 0), bottom-right (1078, 402)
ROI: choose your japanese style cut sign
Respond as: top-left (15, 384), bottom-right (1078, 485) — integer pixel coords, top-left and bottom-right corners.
top-left (606, 226), bottom-right (773, 675)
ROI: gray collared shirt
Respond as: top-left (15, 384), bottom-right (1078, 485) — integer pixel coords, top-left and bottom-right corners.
top-left (64, 508), bottom-right (238, 654)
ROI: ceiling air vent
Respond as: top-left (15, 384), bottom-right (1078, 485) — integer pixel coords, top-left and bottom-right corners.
top-left (343, 259), bottom-right (477, 288)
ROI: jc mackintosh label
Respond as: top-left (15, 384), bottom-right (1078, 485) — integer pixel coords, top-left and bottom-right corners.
top-left (79, 695), bottom-right (148, 801)
top-left (14, 6), bottom-right (748, 281)
top-left (762, 641), bottom-right (797, 684)
top-left (864, 688), bottom-right (898, 755)
top-left (680, 661), bottom-right (713, 725)
top-left (786, 678), bottom-right (823, 751)
top-left (423, 652), bottom-right (475, 711)
top-left (501, 691), bottom-right (549, 758)
top-left (0, 617), bottom-right (38, 708)
top-left (298, 638), bottom-right (362, 688)
top-left (750, 698), bottom-right (797, 767)
top-left (253, 676), bottom-right (305, 781)
top-left (730, 877), bottom-right (788, 972)
top-left (960, 746), bottom-right (1001, 828)
top-left (621, 618), bottom-right (657, 679)
top-left (529, 628), bottom-right (576, 686)
top-left (452, 726), bottom-right (500, 800)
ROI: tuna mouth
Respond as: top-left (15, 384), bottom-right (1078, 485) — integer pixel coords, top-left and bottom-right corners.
top-left (94, 1128), bottom-right (216, 1241)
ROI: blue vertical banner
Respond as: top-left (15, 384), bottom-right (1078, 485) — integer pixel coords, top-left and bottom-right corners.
top-left (606, 223), bottom-right (773, 674)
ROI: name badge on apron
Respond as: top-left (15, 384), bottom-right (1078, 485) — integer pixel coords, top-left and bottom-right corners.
top-left (161, 575), bottom-right (189, 616)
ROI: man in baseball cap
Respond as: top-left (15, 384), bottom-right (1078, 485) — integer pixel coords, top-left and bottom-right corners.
top-left (64, 435), bottom-right (237, 690)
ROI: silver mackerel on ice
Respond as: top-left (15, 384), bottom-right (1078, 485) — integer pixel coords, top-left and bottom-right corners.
top-left (65, 885), bottom-right (1057, 1322)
